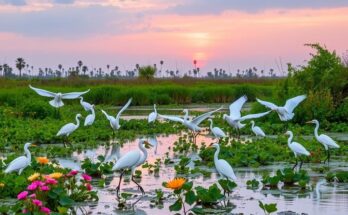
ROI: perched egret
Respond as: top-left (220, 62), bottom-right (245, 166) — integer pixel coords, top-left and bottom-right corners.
top-left (223, 95), bottom-right (270, 138)
top-left (285, 131), bottom-right (310, 170)
top-left (159, 106), bottom-right (222, 144)
top-left (57, 113), bottom-right (82, 147)
top-left (256, 95), bottom-right (306, 121)
top-left (148, 104), bottom-right (157, 123)
top-left (84, 105), bottom-right (95, 126)
top-left (112, 139), bottom-right (152, 199)
top-left (250, 120), bottom-right (266, 137)
top-left (208, 119), bottom-right (226, 139)
top-left (306, 119), bottom-right (339, 164)
top-left (80, 96), bottom-right (93, 111)
top-left (5, 143), bottom-right (35, 175)
top-left (29, 85), bottom-right (90, 108)
top-left (101, 98), bottom-right (132, 134)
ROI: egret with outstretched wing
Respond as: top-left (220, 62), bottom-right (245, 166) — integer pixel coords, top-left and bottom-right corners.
top-left (101, 98), bottom-right (132, 133)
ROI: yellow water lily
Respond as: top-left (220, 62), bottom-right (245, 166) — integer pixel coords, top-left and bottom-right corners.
top-left (28, 173), bottom-right (40, 181)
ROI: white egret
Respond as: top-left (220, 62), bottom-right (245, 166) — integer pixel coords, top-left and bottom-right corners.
top-left (306, 119), bottom-right (339, 164)
top-left (159, 106), bottom-right (222, 144)
top-left (208, 119), bottom-right (226, 138)
top-left (285, 131), bottom-right (310, 170)
top-left (57, 113), bottom-right (82, 146)
top-left (223, 95), bottom-right (270, 138)
top-left (80, 96), bottom-right (93, 111)
top-left (250, 120), bottom-right (266, 137)
top-left (101, 98), bottom-right (132, 134)
top-left (148, 136), bottom-right (158, 154)
top-left (112, 139), bottom-right (152, 199)
top-left (84, 105), bottom-right (95, 126)
top-left (5, 142), bottom-right (35, 175)
top-left (29, 85), bottom-right (90, 108)
top-left (148, 104), bottom-right (157, 123)
top-left (256, 95), bottom-right (306, 121)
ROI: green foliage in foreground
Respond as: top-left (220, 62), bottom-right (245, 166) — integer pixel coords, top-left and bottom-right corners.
top-left (326, 171), bottom-right (348, 183)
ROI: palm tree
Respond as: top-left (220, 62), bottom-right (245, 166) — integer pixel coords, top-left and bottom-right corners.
top-left (193, 59), bottom-right (197, 77)
top-left (15, 57), bottom-right (26, 77)
top-left (0, 65), bottom-right (2, 76)
top-left (82, 65), bottom-right (88, 76)
top-left (160, 60), bottom-right (164, 77)
top-left (77, 60), bottom-right (83, 75)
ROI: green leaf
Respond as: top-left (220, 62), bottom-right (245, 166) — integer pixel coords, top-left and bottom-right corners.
top-left (182, 181), bottom-right (193, 191)
top-left (169, 199), bottom-right (182, 211)
top-left (185, 190), bottom-right (196, 205)
top-left (121, 193), bottom-right (133, 199)
top-left (59, 196), bottom-right (75, 207)
top-left (57, 207), bottom-right (68, 214)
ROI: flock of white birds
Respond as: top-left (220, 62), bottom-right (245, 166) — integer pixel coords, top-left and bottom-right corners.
top-left (4, 85), bottom-right (340, 198)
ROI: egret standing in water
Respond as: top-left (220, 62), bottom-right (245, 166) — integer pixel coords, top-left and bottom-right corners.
top-left (148, 104), bottom-right (157, 123)
top-left (250, 120), bottom-right (266, 137)
top-left (208, 119), bottom-right (226, 139)
top-left (101, 98), bottom-right (132, 135)
top-left (306, 119), bottom-right (339, 164)
top-left (57, 113), bottom-right (82, 147)
top-left (112, 139), bottom-right (152, 199)
top-left (5, 143), bottom-right (35, 175)
top-left (285, 131), bottom-right (310, 170)
top-left (84, 105), bottom-right (95, 126)
top-left (80, 96), bottom-right (93, 111)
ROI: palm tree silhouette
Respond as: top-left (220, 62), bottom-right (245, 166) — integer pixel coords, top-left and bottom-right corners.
top-left (77, 60), bottom-right (83, 75)
top-left (15, 57), bottom-right (26, 77)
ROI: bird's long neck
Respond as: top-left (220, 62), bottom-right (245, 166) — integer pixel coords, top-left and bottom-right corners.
top-left (251, 121), bottom-right (255, 128)
top-left (139, 142), bottom-right (148, 159)
top-left (184, 110), bottom-right (189, 122)
top-left (91, 108), bottom-right (95, 116)
top-left (314, 121), bottom-right (320, 139)
top-left (80, 97), bottom-right (83, 103)
top-left (287, 133), bottom-right (293, 147)
top-left (24, 145), bottom-right (31, 162)
top-left (154, 104), bottom-right (157, 114)
top-left (214, 145), bottom-right (220, 163)
top-left (209, 120), bottom-right (213, 131)
top-left (75, 116), bottom-right (80, 127)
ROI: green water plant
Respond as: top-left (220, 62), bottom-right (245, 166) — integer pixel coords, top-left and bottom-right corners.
top-left (258, 200), bottom-right (277, 215)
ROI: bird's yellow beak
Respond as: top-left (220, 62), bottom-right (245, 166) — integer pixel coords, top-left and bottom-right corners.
top-left (208, 142), bottom-right (214, 147)
top-left (305, 121), bottom-right (312, 124)
top-left (31, 144), bottom-right (37, 147)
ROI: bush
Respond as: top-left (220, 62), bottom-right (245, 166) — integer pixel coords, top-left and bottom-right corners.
top-left (138, 65), bottom-right (156, 80)
top-left (20, 100), bottom-right (53, 119)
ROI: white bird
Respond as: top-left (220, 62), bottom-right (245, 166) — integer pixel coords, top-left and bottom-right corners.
top-left (101, 98), bottom-right (132, 133)
top-left (208, 119), bottom-right (226, 138)
top-left (84, 105), bottom-right (95, 126)
top-left (57, 113), bottom-right (82, 146)
top-left (256, 95), bottom-right (306, 121)
top-left (223, 95), bottom-right (270, 137)
top-left (112, 139), bottom-right (151, 199)
top-left (285, 131), bottom-right (310, 170)
top-left (148, 136), bottom-right (158, 154)
top-left (5, 143), bottom-right (35, 175)
top-left (148, 104), bottom-right (157, 123)
top-left (29, 85), bottom-right (90, 108)
top-left (250, 120), bottom-right (266, 137)
top-left (210, 143), bottom-right (237, 182)
top-left (306, 119), bottom-right (339, 164)
top-left (80, 96), bottom-right (93, 111)
top-left (159, 106), bottom-right (222, 144)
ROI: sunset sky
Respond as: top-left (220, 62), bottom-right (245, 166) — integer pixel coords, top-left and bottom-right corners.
top-left (1, 0), bottom-right (348, 75)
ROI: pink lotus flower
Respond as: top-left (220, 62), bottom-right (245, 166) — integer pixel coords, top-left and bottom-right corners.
top-left (40, 207), bottom-right (51, 214)
top-left (45, 178), bottom-right (58, 185)
top-left (85, 183), bottom-right (92, 191)
top-left (82, 173), bottom-right (92, 182)
top-left (32, 199), bottom-right (43, 207)
top-left (68, 170), bottom-right (79, 176)
top-left (17, 191), bottom-right (28, 200)
top-left (27, 182), bottom-right (38, 191)
top-left (40, 185), bottom-right (50, 191)
top-left (29, 193), bottom-right (36, 198)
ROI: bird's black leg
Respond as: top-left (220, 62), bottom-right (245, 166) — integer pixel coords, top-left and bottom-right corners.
top-left (292, 158), bottom-right (298, 170)
top-left (327, 149), bottom-right (331, 165)
top-left (237, 128), bottom-right (241, 139)
top-left (299, 158), bottom-right (303, 170)
top-left (131, 175), bottom-right (145, 195)
top-left (116, 170), bottom-right (125, 200)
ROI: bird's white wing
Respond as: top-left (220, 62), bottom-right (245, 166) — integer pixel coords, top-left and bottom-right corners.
top-left (256, 98), bottom-right (278, 110)
top-left (116, 98), bottom-right (132, 120)
top-left (216, 159), bottom-right (237, 180)
top-left (57, 123), bottom-right (75, 136)
top-left (112, 150), bottom-right (140, 170)
top-left (319, 134), bottom-right (340, 148)
top-left (158, 114), bottom-right (184, 123)
top-left (5, 156), bottom-right (29, 173)
top-left (240, 110), bottom-right (271, 121)
top-left (291, 142), bottom-right (310, 156)
top-left (84, 114), bottom-right (95, 126)
top-left (148, 112), bottom-right (157, 123)
top-left (29, 85), bottom-right (56, 98)
top-left (253, 126), bottom-right (266, 136)
top-left (229, 96), bottom-right (247, 118)
top-left (212, 127), bottom-right (226, 138)
top-left (61, 89), bottom-right (90, 99)
top-left (191, 106), bottom-right (223, 125)
top-left (284, 95), bottom-right (306, 113)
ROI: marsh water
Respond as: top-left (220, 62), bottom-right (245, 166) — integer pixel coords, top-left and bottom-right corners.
top-left (57, 131), bottom-right (348, 215)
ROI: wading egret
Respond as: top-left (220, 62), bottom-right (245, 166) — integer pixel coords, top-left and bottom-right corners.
top-left (159, 106), bottom-right (222, 144)
top-left (223, 95), bottom-right (270, 138)
top-left (208, 119), bottom-right (226, 138)
top-left (285, 131), bottom-right (310, 170)
top-left (250, 120), bottom-right (266, 137)
top-left (29, 85), bottom-right (90, 108)
top-left (101, 98), bottom-right (132, 134)
top-left (306, 119), bottom-right (339, 164)
top-left (84, 105), bottom-right (95, 126)
top-left (57, 113), bottom-right (82, 147)
top-left (112, 139), bottom-right (152, 199)
top-left (5, 142), bottom-right (35, 175)
top-left (80, 96), bottom-right (93, 111)
top-left (148, 104), bottom-right (157, 123)
top-left (256, 95), bottom-right (306, 121)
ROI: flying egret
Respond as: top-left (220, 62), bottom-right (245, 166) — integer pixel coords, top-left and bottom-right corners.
top-left (285, 131), bottom-right (310, 170)
top-left (223, 95), bottom-right (270, 138)
top-left (80, 96), bottom-right (93, 111)
top-left (29, 85), bottom-right (90, 108)
top-left (306, 119), bottom-right (340, 164)
top-left (256, 95), bottom-right (306, 121)
top-left (57, 113), bottom-right (82, 147)
top-left (148, 104), bottom-right (157, 123)
top-left (84, 105), bottom-right (95, 126)
top-left (112, 139), bottom-right (152, 199)
top-left (5, 142), bottom-right (35, 175)
top-left (208, 119), bottom-right (226, 139)
top-left (101, 98), bottom-right (132, 134)
top-left (250, 120), bottom-right (266, 137)
top-left (159, 106), bottom-right (222, 144)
